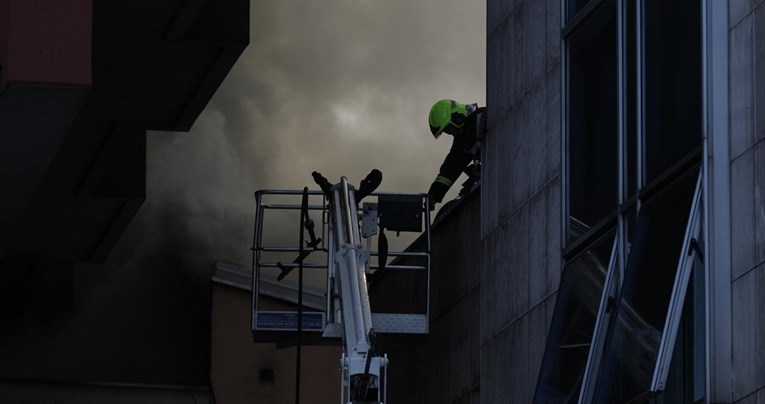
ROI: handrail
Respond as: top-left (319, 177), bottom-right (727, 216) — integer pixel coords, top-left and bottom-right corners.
top-left (252, 186), bottom-right (432, 327)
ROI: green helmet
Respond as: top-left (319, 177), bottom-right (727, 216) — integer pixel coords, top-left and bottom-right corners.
top-left (428, 99), bottom-right (469, 139)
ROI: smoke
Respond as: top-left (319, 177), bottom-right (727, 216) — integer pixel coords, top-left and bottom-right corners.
top-left (64, 0), bottom-right (485, 384)
top-left (139, 0), bottom-right (486, 269)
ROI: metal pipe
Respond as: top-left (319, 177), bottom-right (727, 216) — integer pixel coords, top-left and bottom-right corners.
top-left (295, 188), bottom-right (307, 404)
top-left (331, 184), bottom-right (365, 352)
top-left (256, 189), bottom-right (325, 196)
top-left (259, 263), bottom-right (328, 269)
top-left (257, 189), bottom-right (430, 200)
top-left (425, 195), bottom-right (432, 332)
top-left (369, 264), bottom-right (427, 271)
top-left (340, 177), bottom-right (355, 244)
top-left (370, 251), bottom-right (429, 258)
top-left (251, 192), bottom-right (263, 329)
top-left (262, 204), bottom-right (326, 211)
top-left (258, 247), bottom-right (323, 253)
top-left (332, 189), bottom-right (345, 247)
top-left (346, 249), bottom-right (369, 350)
top-left (326, 204), bottom-right (335, 324)
top-left (348, 189), bottom-right (373, 335)
top-left (347, 189), bottom-right (362, 245)
top-left (337, 177), bottom-right (373, 351)
top-left (321, 195), bottom-right (331, 322)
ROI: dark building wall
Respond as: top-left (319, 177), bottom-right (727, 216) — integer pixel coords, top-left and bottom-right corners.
top-left (371, 191), bottom-right (481, 404)
top-left (482, 0), bottom-right (561, 402)
top-left (0, 382), bottom-right (209, 404)
top-left (0, 0), bottom-right (249, 391)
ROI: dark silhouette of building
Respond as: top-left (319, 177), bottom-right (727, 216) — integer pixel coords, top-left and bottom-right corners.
top-left (0, 1), bottom-right (248, 401)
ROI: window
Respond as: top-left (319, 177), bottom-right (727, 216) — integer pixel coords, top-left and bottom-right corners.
top-left (567, 0), bottom-right (598, 21)
top-left (567, 0), bottom-right (617, 244)
top-left (642, 1), bottom-right (702, 184)
top-left (591, 171), bottom-right (702, 402)
top-left (535, 0), bottom-right (704, 402)
top-left (535, 232), bottom-right (616, 402)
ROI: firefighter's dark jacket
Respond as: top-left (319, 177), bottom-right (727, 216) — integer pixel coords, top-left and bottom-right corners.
top-left (428, 107), bottom-right (486, 203)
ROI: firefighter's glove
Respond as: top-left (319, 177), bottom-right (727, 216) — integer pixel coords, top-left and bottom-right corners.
top-left (427, 181), bottom-right (448, 205)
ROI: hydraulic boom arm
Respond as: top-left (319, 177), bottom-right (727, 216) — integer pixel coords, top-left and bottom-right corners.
top-left (315, 171), bottom-right (387, 404)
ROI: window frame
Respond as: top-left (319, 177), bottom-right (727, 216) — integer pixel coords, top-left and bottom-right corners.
top-left (562, 0), bottom-right (619, 256)
top-left (533, 231), bottom-right (617, 402)
top-left (577, 236), bottom-right (620, 401)
top-left (548, 0), bottom-right (709, 401)
top-left (651, 172), bottom-right (703, 392)
top-left (701, 0), bottom-right (732, 400)
top-left (579, 170), bottom-right (703, 402)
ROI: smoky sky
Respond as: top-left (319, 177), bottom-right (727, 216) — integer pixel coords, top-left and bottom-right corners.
top-left (52, 0), bottom-right (486, 384)
top-left (147, 0), bottom-right (486, 267)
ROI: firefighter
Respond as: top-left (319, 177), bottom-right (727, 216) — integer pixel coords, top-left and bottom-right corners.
top-left (427, 99), bottom-right (485, 206)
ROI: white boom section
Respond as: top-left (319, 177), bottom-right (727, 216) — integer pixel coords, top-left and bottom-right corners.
top-left (332, 177), bottom-right (373, 355)
top-left (330, 177), bottom-right (387, 404)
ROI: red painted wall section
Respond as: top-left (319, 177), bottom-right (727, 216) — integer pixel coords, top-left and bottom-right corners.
top-left (0, 0), bottom-right (8, 88)
top-left (2, 0), bottom-right (92, 87)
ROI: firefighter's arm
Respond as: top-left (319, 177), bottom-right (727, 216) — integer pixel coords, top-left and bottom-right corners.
top-left (428, 145), bottom-right (472, 203)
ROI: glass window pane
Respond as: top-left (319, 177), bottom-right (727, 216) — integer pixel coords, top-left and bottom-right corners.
top-left (568, 0), bottom-right (617, 243)
top-left (534, 231), bottom-right (615, 403)
top-left (643, 0), bottom-right (702, 183)
top-left (567, 0), bottom-right (593, 21)
top-left (593, 168), bottom-right (699, 403)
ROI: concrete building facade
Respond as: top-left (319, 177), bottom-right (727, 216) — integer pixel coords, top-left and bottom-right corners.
top-left (479, 0), bottom-right (761, 402)
top-left (482, 0), bottom-right (561, 402)
top-left (371, 192), bottom-right (481, 404)
top-left (388, 0), bottom-right (764, 403)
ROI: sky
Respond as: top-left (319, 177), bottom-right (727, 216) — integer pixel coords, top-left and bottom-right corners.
top-left (144, 0), bottom-right (486, 269)
top-left (55, 0), bottom-right (486, 383)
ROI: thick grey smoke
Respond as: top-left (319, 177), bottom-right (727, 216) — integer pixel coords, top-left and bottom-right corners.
top-left (146, 0), bottom-right (485, 267)
top-left (64, 0), bottom-right (485, 384)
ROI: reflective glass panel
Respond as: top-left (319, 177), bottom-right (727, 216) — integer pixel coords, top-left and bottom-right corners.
top-left (593, 168), bottom-right (698, 403)
top-left (643, 0), bottom-right (702, 183)
top-left (568, 0), bottom-right (617, 243)
top-left (534, 231), bottom-right (615, 403)
top-left (567, 0), bottom-right (593, 21)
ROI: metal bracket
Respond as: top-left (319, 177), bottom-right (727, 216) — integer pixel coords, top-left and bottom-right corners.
top-left (688, 237), bottom-right (704, 263)
top-left (337, 244), bottom-right (368, 265)
top-left (361, 203), bottom-right (379, 238)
